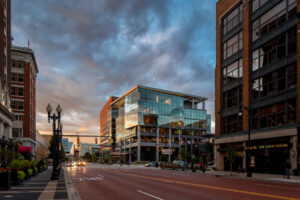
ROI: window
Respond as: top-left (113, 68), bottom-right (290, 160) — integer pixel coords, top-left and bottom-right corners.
top-left (223, 31), bottom-right (242, 60)
top-left (11, 87), bottom-right (16, 96)
top-left (222, 87), bottom-right (242, 110)
top-left (223, 4), bottom-right (243, 35)
top-left (12, 60), bottom-right (16, 68)
top-left (223, 58), bottom-right (243, 84)
top-left (252, 34), bottom-right (286, 71)
top-left (17, 74), bottom-right (24, 82)
top-left (18, 61), bottom-right (24, 69)
top-left (17, 101), bottom-right (24, 110)
top-left (11, 73), bottom-right (16, 82)
top-left (252, 0), bottom-right (297, 41)
top-left (11, 100), bottom-right (16, 109)
top-left (251, 99), bottom-right (296, 129)
top-left (252, 0), bottom-right (269, 13)
top-left (222, 114), bottom-right (242, 134)
top-left (17, 87), bottom-right (24, 96)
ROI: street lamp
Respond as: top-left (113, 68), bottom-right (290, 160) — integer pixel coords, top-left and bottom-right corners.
top-left (46, 103), bottom-right (63, 180)
top-left (244, 106), bottom-right (252, 177)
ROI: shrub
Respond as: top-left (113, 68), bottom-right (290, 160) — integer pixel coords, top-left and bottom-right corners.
top-left (34, 167), bottom-right (38, 174)
top-left (9, 160), bottom-right (21, 171)
top-left (27, 169), bottom-right (33, 177)
top-left (43, 164), bottom-right (47, 170)
top-left (30, 160), bottom-right (36, 168)
top-left (18, 154), bottom-right (24, 161)
top-left (17, 171), bottom-right (26, 181)
top-left (20, 160), bottom-right (30, 171)
top-left (293, 168), bottom-right (300, 176)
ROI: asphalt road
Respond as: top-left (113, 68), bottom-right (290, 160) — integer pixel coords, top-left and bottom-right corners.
top-left (68, 164), bottom-right (300, 200)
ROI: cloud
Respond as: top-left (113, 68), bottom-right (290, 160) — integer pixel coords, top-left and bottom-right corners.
top-left (12, 0), bottom-right (217, 136)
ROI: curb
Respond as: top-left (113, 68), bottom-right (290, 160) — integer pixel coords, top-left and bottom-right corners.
top-left (64, 168), bottom-right (82, 200)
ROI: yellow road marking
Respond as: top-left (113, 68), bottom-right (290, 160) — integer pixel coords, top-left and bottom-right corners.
top-left (109, 170), bottom-right (300, 200)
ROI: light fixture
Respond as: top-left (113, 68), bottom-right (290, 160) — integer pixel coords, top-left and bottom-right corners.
top-left (56, 104), bottom-right (62, 114)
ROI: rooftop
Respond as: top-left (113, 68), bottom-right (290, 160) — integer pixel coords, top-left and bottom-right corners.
top-left (12, 45), bottom-right (39, 73)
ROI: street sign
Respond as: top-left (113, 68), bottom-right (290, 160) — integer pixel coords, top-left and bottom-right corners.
top-left (162, 149), bottom-right (172, 155)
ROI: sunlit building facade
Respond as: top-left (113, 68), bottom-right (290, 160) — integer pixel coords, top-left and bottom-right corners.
top-left (111, 85), bottom-right (211, 162)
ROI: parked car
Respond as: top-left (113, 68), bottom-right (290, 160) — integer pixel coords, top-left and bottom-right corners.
top-left (145, 162), bottom-right (155, 167)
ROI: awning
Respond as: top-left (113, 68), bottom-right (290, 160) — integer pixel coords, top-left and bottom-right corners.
top-left (18, 146), bottom-right (33, 154)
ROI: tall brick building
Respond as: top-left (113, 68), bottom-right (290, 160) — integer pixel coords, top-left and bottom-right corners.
top-left (0, 0), bottom-right (13, 140)
top-left (100, 96), bottom-right (119, 148)
top-left (11, 46), bottom-right (38, 152)
top-left (215, 0), bottom-right (299, 173)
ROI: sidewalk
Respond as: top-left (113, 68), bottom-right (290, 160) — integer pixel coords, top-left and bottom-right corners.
top-left (204, 170), bottom-right (300, 184)
top-left (0, 167), bottom-right (68, 200)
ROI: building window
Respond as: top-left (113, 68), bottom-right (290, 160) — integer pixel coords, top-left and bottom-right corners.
top-left (222, 87), bottom-right (242, 110)
top-left (251, 99), bottom-right (296, 129)
top-left (252, 0), bottom-right (297, 41)
top-left (223, 58), bottom-right (243, 85)
top-left (17, 101), bottom-right (24, 110)
top-left (11, 73), bottom-right (16, 82)
top-left (11, 100), bottom-right (16, 109)
top-left (223, 31), bottom-right (242, 60)
top-left (222, 4), bottom-right (243, 35)
top-left (12, 60), bottom-right (16, 68)
top-left (17, 74), bottom-right (24, 82)
top-left (18, 61), bottom-right (24, 69)
top-left (222, 114), bottom-right (242, 134)
top-left (252, 33), bottom-right (286, 71)
top-left (14, 114), bottom-right (22, 121)
top-left (17, 87), bottom-right (24, 97)
top-left (11, 87), bottom-right (16, 96)
top-left (252, 0), bottom-right (269, 13)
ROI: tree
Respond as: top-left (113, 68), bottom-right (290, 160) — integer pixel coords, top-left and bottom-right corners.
top-left (91, 153), bottom-right (99, 162)
top-left (84, 152), bottom-right (91, 162)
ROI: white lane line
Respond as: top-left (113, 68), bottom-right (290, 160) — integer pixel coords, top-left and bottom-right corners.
top-left (137, 190), bottom-right (164, 200)
top-left (256, 184), bottom-right (300, 191)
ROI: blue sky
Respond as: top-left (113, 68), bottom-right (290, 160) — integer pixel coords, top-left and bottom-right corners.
top-left (12, 0), bottom-right (217, 137)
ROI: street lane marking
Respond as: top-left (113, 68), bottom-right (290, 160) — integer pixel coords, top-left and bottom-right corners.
top-left (111, 171), bottom-right (300, 200)
top-left (256, 184), bottom-right (300, 191)
top-left (137, 190), bottom-right (164, 200)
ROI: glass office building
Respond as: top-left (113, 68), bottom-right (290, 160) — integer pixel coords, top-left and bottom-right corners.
top-left (112, 85), bottom-right (211, 162)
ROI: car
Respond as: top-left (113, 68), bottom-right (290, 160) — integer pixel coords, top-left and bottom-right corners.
top-left (177, 160), bottom-right (185, 167)
top-left (145, 162), bottom-right (154, 167)
top-left (77, 160), bottom-right (86, 167)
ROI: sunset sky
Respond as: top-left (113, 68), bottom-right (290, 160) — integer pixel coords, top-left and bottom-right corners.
top-left (11, 0), bottom-right (217, 143)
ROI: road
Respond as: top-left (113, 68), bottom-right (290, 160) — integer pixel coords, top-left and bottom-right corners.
top-left (67, 163), bottom-right (300, 200)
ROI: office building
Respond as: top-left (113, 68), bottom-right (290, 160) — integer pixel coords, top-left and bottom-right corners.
top-left (79, 143), bottom-right (100, 157)
top-left (215, 0), bottom-right (299, 173)
top-left (104, 85), bottom-right (211, 162)
top-left (62, 138), bottom-right (73, 154)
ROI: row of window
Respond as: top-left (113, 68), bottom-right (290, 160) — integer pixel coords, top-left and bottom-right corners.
top-left (11, 100), bottom-right (24, 110)
top-left (223, 3), bottom-right (243, 35)
top-left (251, 99), bottom-right (296, 129)
top-left (12, 60), bottom-right (24, 69)
top-left (252, 63), bottom-right (296, 100)
top-left (252, 0), bottom-right (297, 42)
top-left (223, 31), bottom-right (243, 60)
top-left (11, 73), bottom-right (24, 82)
top-left (223, 58), bottom-right (243, 85)
top-left (222, 87), bottom-right (242, 110)
top-left (252, 27), bottom-right (296, 71)
top-left (11, 87), bottom-right (24, 97)
top-left (223, 114), bottom-right (243, 135)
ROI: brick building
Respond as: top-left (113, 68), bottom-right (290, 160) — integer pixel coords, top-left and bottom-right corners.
top-left (0, 0), bottom-right (13, 140)
top-left (100, 96), bottom-right (119, 148)
top-left (11, 46), bottom-right (38, 153)
top-left (215, 0), bottom-right (299, 173)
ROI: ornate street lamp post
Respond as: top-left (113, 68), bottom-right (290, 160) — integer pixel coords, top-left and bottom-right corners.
top-left (46, 103), bottom-right (62, 180)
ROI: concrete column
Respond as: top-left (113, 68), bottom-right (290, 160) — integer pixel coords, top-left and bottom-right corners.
top-left (0, 122), bottom-right (3, 139)
top-left (290, 135), bottom-right (298, 170)
top-left (191, 131), bottom-right (194, 159)
top-left (129, 148), bottom-right (132, 163)
top-left (242, 142), bottom-right (247, 170)
top-left (137, 125), bottom-right (141, 161)
top-left (156, 127), bottom-right (159, 162)
top-left (192, 98), bottom-right (194, 109)
top-left (215, 144), bottom-right (224, 171)
top-left (168, 128), bottom-right (171, 163)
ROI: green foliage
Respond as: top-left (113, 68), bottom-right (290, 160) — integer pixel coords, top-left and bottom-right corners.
top-left (34, 167), bottom-right (38, 174)
top-left (84, 152), bottom-right (92, 162)
top-left (30, 160), bottom-right (36, 169)
top-left (91, 153), bottom-right (99, 162)
top-left (293, 168), bottom-right (300, 176)
top-left (20, 160), bottom-right (30, 172)
top-left (17, 171), bottom-right (26, 181)
top-left (179, 148), bottom-right (191, 161)
top-left (159, 154), bottom-right (168, 162)
top-left (9, 160), bottom-right (21, 170)
top-left (27, 169), bottom-right (33, 176)
top-left (18, 154), bottom-right (24, 161)
top-left (43, 164), bottom-right (47, 169)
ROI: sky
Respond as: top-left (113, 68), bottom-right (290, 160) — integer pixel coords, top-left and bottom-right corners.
top-left (11, 0), bottom-right (217, 143)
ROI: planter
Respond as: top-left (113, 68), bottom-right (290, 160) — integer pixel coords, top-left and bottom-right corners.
top-left (0, 169), bottom-right (11, 190)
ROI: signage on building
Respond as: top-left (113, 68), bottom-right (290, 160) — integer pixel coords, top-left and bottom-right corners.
top-left (244, 143), bottom-right (290, 151)
top-left (162, 149), bottom-right (172, 155)
top-left (88, 146), bottom-right (92, 150)
top-left (250, 156), bottom-right (255, 167)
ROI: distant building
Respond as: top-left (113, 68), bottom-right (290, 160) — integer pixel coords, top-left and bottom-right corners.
top-left (0, 0), bottom-right (14, 141)
top-left (100, 96), bottom-right (119, 147)
top-left (79, 143), bottom-right (100, 157)
top-left (101, 85), bottom-right (211, 163)
top-left (62, 138), bottom-right (73, 154)
top-left (11, 46), bottom-right (38, 155)
top-left (36, 131), bottom-right (49, 161)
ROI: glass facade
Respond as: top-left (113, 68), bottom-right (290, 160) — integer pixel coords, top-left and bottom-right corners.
top-left (115, 87), bottom-right (211, 141)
